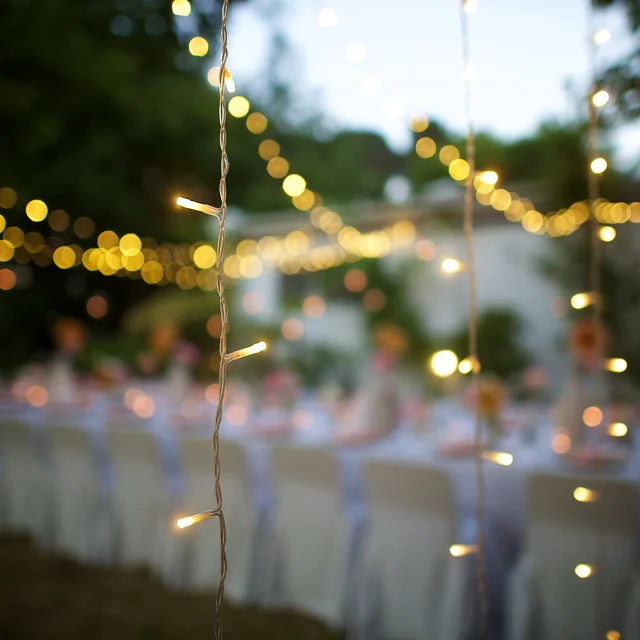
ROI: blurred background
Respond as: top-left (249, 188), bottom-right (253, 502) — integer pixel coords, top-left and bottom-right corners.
top-left (1, 0), bottom-right (640, 638)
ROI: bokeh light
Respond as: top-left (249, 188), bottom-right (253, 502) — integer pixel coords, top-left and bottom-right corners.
top-left (409, 114), bottom-right (429, 132)
top-left (317, 7), bottom-right (338, 26)
top-left (599, 226), bottom-right (616, 242)
top-left (188, 36), bottom-right (208, 57)
top-left (302, 295), bottom-right (326, 318)
top-left (119, 233), bottom-right (142, 257)
top-left (609, 422), bottom-right (628, 437)
top-left (606, 358), bottom-right (627, 373)
top-left (193, 244), bottom-right (216, 269)
top-left (0, 268), bottom-right (16, 290)
top-left (74, 217), bottom-right (95, 239)
top-left (242, 291), bottom-right (265, 315)
top-left (246, 112), bottom-right (268, 134)
top-left (575, 564), bottom-right (593, 579)
top-left (439, 145), bottom-right (460, 166)
top-left (415, 239), bottom-right (436, 261)
top-left (594, 28), bottom-right (611, 44)
top-left (344, 268), bottom-right (367, 292)
top-left (442, 258), bottom-right (463, 273)
top-left (281, 317), bottom-right (304, 341)
top-left (582, 406), bottom-right (603, 427)
top-left (363, 289), bottom-right (387, 312)
top-left (429, 350), bottom-right (459, 378)
top-left (259, 140), bottom-right (280, 160)
top-left (48, 209), bottom-right (69, 232)
top-left (415, 137), bottom-right (436, 158)
top-left (573, 486), bottom-right (598, 503)
top-left (228, 96), bottom-right (250, 118)
top-left (172, 0), bottom-right (191, 16)
top-left (592, 90), bottom-right (610, 107)
top-left (26, 385), bottom-right (49, 407)
top-left (86, 295), bottom-right (109, 319)
top-left (267, 156), bottom-right (289, 178)
top-left (0, 188), bottom-right (17, 209)
top-left (282, 174), bottom-right (307, 197)
top-left (26, 199), bottom-right (48, 222)
top-left (53, 246), bottom-right (76, 269)
top-left (591, 157), bottom-right (607, 174)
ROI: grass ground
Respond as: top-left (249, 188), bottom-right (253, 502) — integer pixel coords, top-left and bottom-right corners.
top-left (0, 535), bottom-right (343, 640)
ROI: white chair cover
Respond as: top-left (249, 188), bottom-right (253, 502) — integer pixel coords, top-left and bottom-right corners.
top-left (267, 445), bottom-right (352, 628)
top-left (44, 422), bottom-right (113, 563)
top-left (506, 473), bottom-right (639, 640)
top-left (0, 419), bottom-right (51, 544)
top-left (174, 437), bottom-right (256, 603)
top-left (358, 461), bottom-right (475, 640)
top-left (105, 429), bottom-right (171, 569)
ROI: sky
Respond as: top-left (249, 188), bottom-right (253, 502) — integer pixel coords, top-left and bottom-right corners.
top-left (225, 0), bottom-right (638, 163)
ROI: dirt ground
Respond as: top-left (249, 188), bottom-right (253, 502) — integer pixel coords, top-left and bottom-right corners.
top-left (0, 535), bottom-right (343, 640)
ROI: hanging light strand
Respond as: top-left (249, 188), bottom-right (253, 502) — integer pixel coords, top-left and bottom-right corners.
top-left (460, 2), bottom-right (488, 637)
top-left (213, 2), bottom-right (231, 636)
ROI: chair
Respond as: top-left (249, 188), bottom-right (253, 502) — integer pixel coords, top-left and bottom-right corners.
top-left (506, 473), bottom-right (640, 640)
top-left (174, 437), bottom-right (256, 603)
top-left (0, 419), bottom-right (51, 544)
top-left (43, 422), bottom-right (112, 563)
top-left (105, 429), bottom-right (172, 569)
top-left (358, 461), bottom-right (475, 640)
top-left (267, 445), bottom-right (352, 628)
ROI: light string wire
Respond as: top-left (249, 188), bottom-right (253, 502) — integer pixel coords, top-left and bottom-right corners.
top-left (460, 2), bottom-right (488, 637)
top-left (213, 1), bottom-right (231, 636)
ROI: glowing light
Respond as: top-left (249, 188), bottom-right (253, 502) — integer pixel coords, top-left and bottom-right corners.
top-left (176, 510), bottom-right (216, 529)
top-left (592, 90), bottom-right (610, 107)
top-left (449, 158), bottom-right (470, 181)
top-left (303, 295), bottom-right (326, 318)
top-left (228, 96), bottom-right (250, 118)
top-left (344, 268), bottom-right (367, 292)
top-left (317, 7), bottom-right (338, 26)
top-left (284, 230), bottom-right (309, 254)
top-left (609, 422), bottom-right (628, 437)
top-left (26, 385), bottom-right (49, 407)
top-left (591, 157), bottom-right (607, 174)
top-left (176, 196), bottom-right (220, 217)
top-left (86, 295), bottom-right (108, 319)
top-left (442, 258), bottom-right (463, 273)
top-left (439, 145), bottom-right (460, 166)
top-left (208, 67), bottom-right (235, 92)
top-left (583, 406), bottom-right (603, 427)
top-left (552, 431), bottom-right (572, 454)
top-left (267, 156), bottom-right (289, 178)
top-left (133, 395), bottom-right (155, 419)
top-left (282, 174), bottom-right (307, 197)
top-left (172, 0), bottom-right (191, 16)
top-left (409, 115), bottom-right (429, 132)
top-left (575, 564), bottom-right (593, 579)
top-left (4, 227), bottom-right (24, 248)
top-left (346, 42), bottom-right (366, 63)
top-left (292, 190), bottom-right (316, 211)
top-left (599, 226), bottom-right (616, 242)
top-left (193, 245), bottom-right (216, 269)
top-left (0, 268), bottom-right (16, 290)
top-left (188, 36), bottom-right (209, 57)
top-left (246, 112), bottom-right (268, 134)
top-left (570, 292), bottom-right (594, 309)
top-left (481, 451), bottom-right (514, 466)
top-left (480, 170), bottom-right (498, 185)
top-left (604, 358), bottom-right (627, 374)
top-left (205, 383), bottom-right (220, 405)
top-left (463, 0), bottom-right (478, 13)
top-left (415, 137), bottom-right (436, 158)
top-left (607, 631), bottom-right (621, 640)
top-left (594, 28), bottom-right (611, 45)
top-left (124, 388), bottom-right (143, 409)
top-left (0, 240), bottom-right (15, 262)
top-left (450, 544), bottom-right (477, 557)
top-left (458, 358), bottom-right (476, 374)
top-left (97, 230), bottom-right (119, 250)
top-left (429, 350), bottom-right (459, 378)
top-left (119, 233), bottom-right (141, 257)
top-left (258, 139), bottom-right (280, 160)
top-left (226, 341), bottom-right (267, 362)
top-left (226, 403), bottom-right (248, 426)
top-left (141, 260), bottom-right (163, 284)
top-left (0, 188), bottom-right (17, 209)
top-left (281, 318), bottom-right (304, 341)
top-left (26, 199), bottom-right (48, 222)
top-left (53, 246), bottom-right (76, 269)
top-left (574, 487), bottom-right (598, 503)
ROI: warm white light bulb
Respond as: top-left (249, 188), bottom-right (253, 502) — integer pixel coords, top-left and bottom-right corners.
top-left (592, 90), bottom-right (610, 107)
top-left (594, 28), bottom-right (611, 45)
top-left (429, 350), bottom-right (459, 378)
top-left (591, 157), bottom-right (608, 174)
